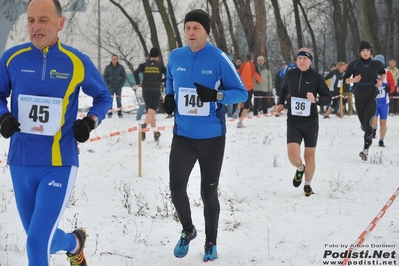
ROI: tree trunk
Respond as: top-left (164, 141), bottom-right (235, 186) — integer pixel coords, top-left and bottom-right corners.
top-left (386, 0), bottom-right (394, 59)
top-left (154, 0), bottom-right (177, 52)
top-left (331, 0), bottom-right (347, 62)
top-left (345, 0), bottom-right (361, 57)
top-left (270, 0), bottom-right (294, 62)
top-left (222, 0), bottom-right (240, 59)
top-left (166, 0), bottom-right (183, 48)
top-left (358, 0), bottom-right (381, 54)
top-left (297, 0), bottom-right (318, 70)
top-left (232, 0), bottom-right (256, 52)
top-left (142, 0), bottom-right (161, 58)
top-left (207, 0), bottom-right (228, 53)
top-left (293, 0), bottom-right (303, 49)
top-left (253, 0), bottom-right (267, 64)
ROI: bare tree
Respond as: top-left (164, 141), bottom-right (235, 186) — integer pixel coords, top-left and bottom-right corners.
top-left (270, 0), bottom-right (294, 62)
top-left (108, 0), bottom-right (147, 57)
top-left (346, 0), bottom-right (361, 58)
top-left (385, 0), bottom-right (394, 59)
top-left (207, 0), bottom-right (228, 53)
top-left (141, 0), bottom-right (162, 58)
top-left (297, 0), bottom-right (319, 70)
top-left (165, 0), bottom-right (182, 47)
top-left (358, 0), bottom-right (381, 54)
top-left (232, 0), bottom-right (256, 52)
top-left (331, 0), bottom-right (348, 62)
top-left (253, 0), bottom-right (267, 61)
top-left (293, 0), bottom-right (303, 49)
top-left (222, 0), bottom-right (240, 58)
top-left (154, 0), bottom-right (178, 52)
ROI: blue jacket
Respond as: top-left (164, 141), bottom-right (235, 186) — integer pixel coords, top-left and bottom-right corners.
top-left (166, 43), bottom-right (247, 139)
top-left (0, 40), bottom-right (112, 166)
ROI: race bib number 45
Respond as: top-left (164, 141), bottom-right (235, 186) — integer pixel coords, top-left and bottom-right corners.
top-left (291, 96), bottom-right (311, 116)
top-left (18, 94), bottom-right (63, 136)
top-left (178, 87), bottom-right (210, 116)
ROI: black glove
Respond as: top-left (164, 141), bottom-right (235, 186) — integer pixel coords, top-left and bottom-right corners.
top-left (0, 113), bottom-right (20, 138)
top-left (162, 94), bottom-right (176, 115)
top-left (384, 86), bottom-right (391, 93)
top-left (194, 82), bottom-right (217, 102)
top-left (72, 117), bottom-right (95, 143)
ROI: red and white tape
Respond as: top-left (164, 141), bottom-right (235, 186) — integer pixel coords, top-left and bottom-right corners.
top-left (342, 187), bottom-right (399, 265)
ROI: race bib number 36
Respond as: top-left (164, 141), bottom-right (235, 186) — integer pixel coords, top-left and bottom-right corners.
top-left (18, 94), bottom-right (63, 136)
top-left (291, 96), bottom-right (311, 116)
top-left (178, 87), bottom-right (210, 116)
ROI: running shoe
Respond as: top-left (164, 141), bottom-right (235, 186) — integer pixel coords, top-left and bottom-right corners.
top-left (233, 109), bottom-right (240, 119)
top-left (66, 228), bottom-right (88, 266)
top-left (293, 165), bottom-right (305, 187)
top-left (359, 149), bottom-right (368, 161)
top-left (237, 121), bottom-right (245, 128)
top-left (154, 131), bottom-right (161, 142)
top-left (379, 140), bottom-right (385, 147)
top-left (203, 241), bottom-right (218, 261)
top-left (141, 123), bottom-right (147, 141)
top-left (304, 185), bottom-right (314, 197)
top-left (174, 226), bottom-right (197, 258)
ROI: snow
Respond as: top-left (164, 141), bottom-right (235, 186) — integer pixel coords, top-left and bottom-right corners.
top-left (1, 89), bottom-right (398, 265)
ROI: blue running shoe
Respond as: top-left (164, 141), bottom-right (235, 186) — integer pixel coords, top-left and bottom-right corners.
top-left (174, 226), bottom-right (197, 258)
top-left (203, 241), bottom-right (218, 261)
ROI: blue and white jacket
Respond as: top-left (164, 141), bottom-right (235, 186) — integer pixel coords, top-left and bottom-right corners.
top-left (0, 40), bottom-right (112, 166)
top-left (166, 43), bottom-right (247, 139)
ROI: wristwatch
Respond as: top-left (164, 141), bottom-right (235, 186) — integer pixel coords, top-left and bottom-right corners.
top-left (217, 92), bottom-right (224, 101)
top-left (89, 115), bottom-right (99, 128)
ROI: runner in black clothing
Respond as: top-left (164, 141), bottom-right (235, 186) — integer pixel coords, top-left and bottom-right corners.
top-left (134, 47), bottom-right (166, 141)
top-left (343, 41), bottom-right (385, 161)
top-left (277, 47), bottom-right (331, 196)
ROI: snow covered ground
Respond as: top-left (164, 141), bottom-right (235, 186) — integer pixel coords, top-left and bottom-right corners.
top-left (0, 91), bottom-right (398, 265)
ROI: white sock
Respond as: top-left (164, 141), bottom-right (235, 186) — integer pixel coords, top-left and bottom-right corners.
top-left (297, 165), bottom-right (304, 171)
top-left (70, 235), bottom-right (80, 254)
top-left (305, 181), bottom-right (311, 186)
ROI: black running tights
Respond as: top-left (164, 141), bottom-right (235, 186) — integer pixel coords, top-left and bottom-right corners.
top-left (169, 134), bottom-right (225, 243)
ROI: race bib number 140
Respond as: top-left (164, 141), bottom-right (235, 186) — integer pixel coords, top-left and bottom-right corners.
top-left (177, 87), bottom-right (210, 116)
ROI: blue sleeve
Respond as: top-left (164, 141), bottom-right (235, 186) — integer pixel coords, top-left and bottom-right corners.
top-left (166, 55), bottom-right (174, 95)
top-left (80, 55), bottom-right (112, 123)
top-left (218, 53), bottom-right (247, 104)
top-left (0, 52), bottom-right (11, 116)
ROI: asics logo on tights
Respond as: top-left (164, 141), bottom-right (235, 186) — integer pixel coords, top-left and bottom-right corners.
top-left (48, 180), bottom-right (62, 188)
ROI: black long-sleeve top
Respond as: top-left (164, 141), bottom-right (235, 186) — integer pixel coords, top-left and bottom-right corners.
top-left (343, 58), bottom-right (385, 102)
top-left (279, 67), bottom-right (331, 119)
top-left (134, 59), bottom-right (166, 92)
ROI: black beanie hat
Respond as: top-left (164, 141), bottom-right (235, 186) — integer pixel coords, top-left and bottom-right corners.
top-left (184, 9), bottom-right (211, 35)
top-left (149, 47), bottom-right (159, 57)
top-left (359, 41), bottom-right (372, 53)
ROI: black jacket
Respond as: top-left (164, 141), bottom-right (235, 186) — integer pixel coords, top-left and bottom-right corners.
top-left (134, 59), bottom-right (166, 92)
top-left (279, 67), bottom-right (331, 119)
top-left (103, 62), bottom-right (127, 89)
top-left (343, 58), bottom-right (385, 102)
